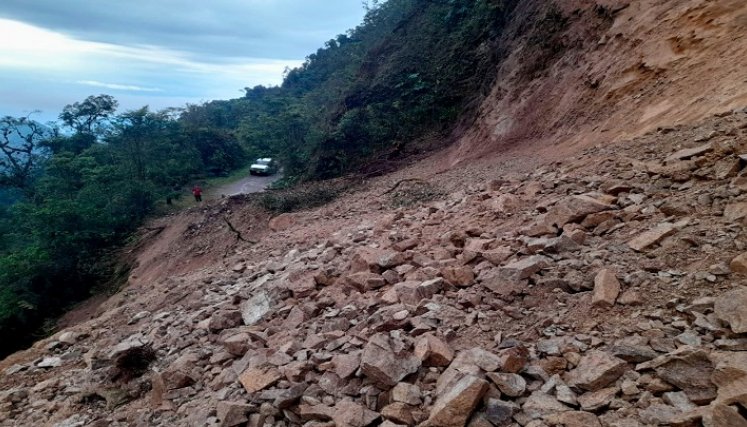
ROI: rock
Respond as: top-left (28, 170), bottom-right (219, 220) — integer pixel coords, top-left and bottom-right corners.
top-left (609, 344), bottom-right (658, 363)
top-left (393, 238), bottom-right (420, 252)
top-left (414, 334), bottom-right (454, 367)
top-left (238, 366), bottom-right (282, 394)
top-left (522, 391), bottom-right (571, 420)
top-left (498, 345), bottom-right (529, 374)
top-left (361, 333), bottom-right (421, 387)
top-left (391, 382), bottom-right (422, 405)
top-left (565, 351), bottom-right (627, 391)
top-left (350, 247), bottom-right (387, 273)
top-left (425, 375), bottom-right (489, 427)
top-left (665, 143), bottom-right (713, 162)
top-left (385, 279), bottom-right (443, 306)
top-left (381, 402), bottom-right (414, 425)
top-left (379, 251), bottom-right (407, 269)
top-left (729, 254), bottom-right (747, 274)
top-left (724, 202), bottom-right (747, 222)
top-left (297, 404), bottom-right (334, 422)
top-left (710, 351), bottom-right (747, 408)
top-left (545, 195), bottom-right (616, 228)
top-left (544, 411), bottom-right (602, 427)
top-left (162, 353), bottom-right (199, 390)
top-left (287, 274), bottom-right (317, 298)
top-left (644, 347), bottom-right (716, 404)
top-left (223, 333), bottom-right (250, 356)
top-left (442, 266), bottom-right (475, 287)
top-left (333, 400), bottom-right (380, 427)
top-left (500, 256), bottom-right (553, 281)
top-left (333, 351), bottom-right (361, 379)
top-left (217, 402), bottom-right (253, 427)
top-left (704, 403), bottom-right (747, 427)
top-left (663, 391), bottom-right (696, 411)
top-left (627, 223), bottom-right (677, 252)
top-left (240, 292), bottom-right (271, 326)
top-left (58, 331), bottom-right (78, 345)
top-left (36, 357), bottom-right (62, 368)
top-left (577, 387), bottom-right (617, 411)
top-left (451, 348), bottom-right (502, 372)
top-left (592, 269), bottom-right (620, 308)
top-left (715, 287), bottom-right (747, 333)
top-left (209, 310), bottom-right (243, 332)
top-left (639, 403), bottom-right (689, 425)
top-left (482, 256), bottom-right (551, 295)
top-left (490, 193), bottom-right (524, 214)
top-left (107, 336), bottom-right (147, 360)
top-left (487, 372), bottom-right (526, 397)
top-left (347, 271), bottom-right (387, 291)
top-left (269, 213), bottom-right (296, 231)
top-left (484, 399), bottom-right (519, 426)
top-left (617, 290), bottom-right (642, 305)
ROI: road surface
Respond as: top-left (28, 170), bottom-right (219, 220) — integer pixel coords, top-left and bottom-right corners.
top-left (213, 173), bottom-right (281, 197)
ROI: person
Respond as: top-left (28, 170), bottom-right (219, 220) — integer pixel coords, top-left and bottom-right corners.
top-left (192, 185), bottom-right (203, 202)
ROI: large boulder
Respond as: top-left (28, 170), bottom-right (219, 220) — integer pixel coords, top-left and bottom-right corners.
top-left (424, 375), bottom-right (489, 427)
top-left (414, 334), bottom-right (454, 367)
top-left (715, 287), bottom-right (747, 333)
top-left (592, 269), bottom-right (621, 308)
top-left (565, 351), bottom-right (627, 391)
top-left (545, 194), bottom-right (616, 228)
top-left (240, 292), bottom-right (271, 326)
top-left (627, 223), bottom-right (677, 252)
top-left (361, 333), bottom-right (421, 387)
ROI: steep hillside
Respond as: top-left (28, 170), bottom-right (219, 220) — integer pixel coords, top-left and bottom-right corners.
top-left (2, 1), bottom-right (747, 427)
top-left (449, 0), bottom-right (747, 165)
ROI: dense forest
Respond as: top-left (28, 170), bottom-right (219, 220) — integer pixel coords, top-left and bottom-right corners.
top-left (0, 0), bottom-right (521, 356)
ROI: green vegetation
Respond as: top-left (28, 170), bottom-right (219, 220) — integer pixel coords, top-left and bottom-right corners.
top-left (196, 0), bottom-right (518, 182)
top-left (0, 0), bottom-right (523, 357)
top-left (0, 96), bottom-right (247, 357)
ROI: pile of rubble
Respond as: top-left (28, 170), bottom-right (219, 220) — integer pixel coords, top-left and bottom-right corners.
top-left (2, 111), bottom-right (747, 427)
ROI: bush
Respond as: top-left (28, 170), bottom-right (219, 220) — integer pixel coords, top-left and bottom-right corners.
top-left (388, 179), bottom-right (444, 208)
top-left (258, 179), bottom-right (352, 213)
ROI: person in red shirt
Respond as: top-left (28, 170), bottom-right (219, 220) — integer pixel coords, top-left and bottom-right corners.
top-left (192, 185), bottom-right (202, 202)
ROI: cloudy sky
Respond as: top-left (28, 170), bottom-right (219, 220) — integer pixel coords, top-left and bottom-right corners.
top-left (0, 1), bottom-right (367, 122)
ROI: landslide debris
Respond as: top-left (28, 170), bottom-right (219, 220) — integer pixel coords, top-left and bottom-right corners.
top-left (3, 109), bottom-right (747, 426)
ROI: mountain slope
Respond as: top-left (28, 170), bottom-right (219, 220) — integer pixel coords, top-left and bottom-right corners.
top-left (449, 0), bottom-right (747, 165)
top-left (2, 1), bottom-right (747, 426)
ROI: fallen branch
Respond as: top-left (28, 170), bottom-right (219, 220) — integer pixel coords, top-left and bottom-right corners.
top-left (223, 217), bottom-right (254, 243)
top-left (381, 178), bottom-right (426, 196)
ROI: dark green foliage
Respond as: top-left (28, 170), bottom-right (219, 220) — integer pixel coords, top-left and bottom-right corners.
top-left (233, 0), bottom-right (519, 182)
top-left (388, 180), bottom-right (445, 208)
top-left (258, 179), bottom-right (352, 213)
top-left (0, 99), bottom-right (248, 357)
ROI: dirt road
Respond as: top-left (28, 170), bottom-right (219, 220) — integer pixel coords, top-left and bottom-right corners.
top-left (212, 173), bottom-right (280, 197)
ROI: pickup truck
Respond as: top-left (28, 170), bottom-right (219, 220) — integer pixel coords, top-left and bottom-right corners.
top-left (249, 158), bottom-right (278, 176)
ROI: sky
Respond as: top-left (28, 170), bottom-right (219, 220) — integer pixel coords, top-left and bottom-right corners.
top-left (0, 1), bottom-right (368, 122)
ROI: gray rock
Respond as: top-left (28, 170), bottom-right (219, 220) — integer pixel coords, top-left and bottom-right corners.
top-left (240, 291), bottom-right (271, 326)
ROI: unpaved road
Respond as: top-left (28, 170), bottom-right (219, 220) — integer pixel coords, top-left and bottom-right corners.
top-left (212, 173), bottom-right (280, 197)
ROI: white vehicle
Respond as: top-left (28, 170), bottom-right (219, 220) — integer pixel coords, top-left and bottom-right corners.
top-left (249, 158), bottom-right (278, 176)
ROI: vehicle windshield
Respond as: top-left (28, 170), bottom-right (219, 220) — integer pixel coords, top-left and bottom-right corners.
top-left (255, 159), bottom-right (271, 165)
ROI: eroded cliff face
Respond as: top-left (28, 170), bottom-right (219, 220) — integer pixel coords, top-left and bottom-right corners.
top-left (2, 1), bottom-right (747, 426)
top-left (449, 0), bottom-right (747, 165)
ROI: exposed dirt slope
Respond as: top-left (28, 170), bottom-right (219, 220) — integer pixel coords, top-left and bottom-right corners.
top-left (448, 0), bottom-right (747, 166)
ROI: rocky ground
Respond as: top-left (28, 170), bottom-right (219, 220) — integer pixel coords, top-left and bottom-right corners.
top-left (2, 110), bottom-right (747, 427)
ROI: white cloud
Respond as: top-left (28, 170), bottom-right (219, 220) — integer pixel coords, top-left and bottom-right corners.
top-left (76, 80), bottom-right (163, 92)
